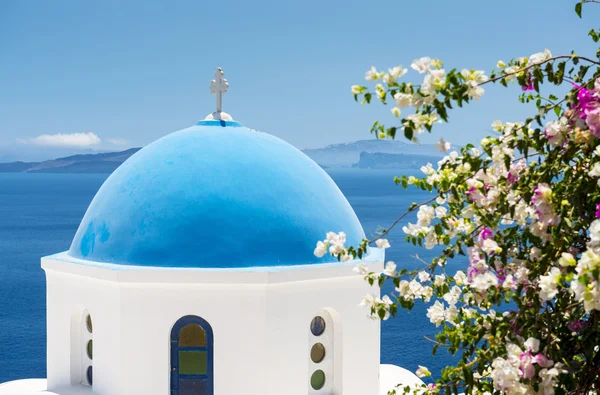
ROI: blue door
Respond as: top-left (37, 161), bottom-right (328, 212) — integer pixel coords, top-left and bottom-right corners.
top-left (170, 316), bottom-right (214, 395)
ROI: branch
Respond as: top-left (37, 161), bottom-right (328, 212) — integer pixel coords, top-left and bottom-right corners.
top-left (481, 55), bottom-right (600, 86)
top-left (368, 196), bottom-right (438, 243)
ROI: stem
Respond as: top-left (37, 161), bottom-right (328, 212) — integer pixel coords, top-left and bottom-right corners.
top-left (481, 55), bottom-right (600, 86)
top-left (368, 196), bottom-right (438, 243)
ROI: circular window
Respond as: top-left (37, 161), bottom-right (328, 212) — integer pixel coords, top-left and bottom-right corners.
top-left (310, 316), bottom-right (326, 336)
top-left (310, 369), bottom-right (326, 390)
top-left (86, 366), bottom-right (93, 386)
top-left (86, 315), bottom-right (93, 333)
top-left (86, 340), bottom-right (93, 360)
top-left (310, 343), bottom-right (326, 363)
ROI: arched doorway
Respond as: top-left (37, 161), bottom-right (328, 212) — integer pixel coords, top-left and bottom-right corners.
top-left (170, 315), bottom-right (214, 395)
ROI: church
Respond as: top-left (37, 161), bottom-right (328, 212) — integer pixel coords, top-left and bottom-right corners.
top-left (0, 69), bottom-right (423, 395)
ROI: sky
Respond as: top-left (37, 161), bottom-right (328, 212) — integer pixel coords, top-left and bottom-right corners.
top-left (1, 0), bottom-right (599, 161)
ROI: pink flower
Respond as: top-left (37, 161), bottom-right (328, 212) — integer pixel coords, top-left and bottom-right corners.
top-left (519, 352), bottom-right (536, 379)
top-left (586, 107), bottom-right (600, 136)
top-left (596, 204), bottom-right (600, 219)
top-left (533, 353), bottom-right (554, 368)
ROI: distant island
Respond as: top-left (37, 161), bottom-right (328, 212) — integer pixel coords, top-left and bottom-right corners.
top-left (0, 149), bottom-right (140, 173)
top-left (0, 139), bottom-right (445, 173)
top-left (303, 139), bottom-right (443, 168)
top-left (352, 152), bottom-right (442, 169)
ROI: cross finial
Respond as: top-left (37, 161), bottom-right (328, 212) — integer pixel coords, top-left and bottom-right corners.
top-left (210, 67), bottom-right (228, 113)
top-left (205, 67), bottom-right (233, 121)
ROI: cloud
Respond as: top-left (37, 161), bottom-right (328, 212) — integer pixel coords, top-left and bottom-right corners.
top-left (18, 132), bottom-right (102, 148)
top-left (107, 138), bottom-right (128, 146)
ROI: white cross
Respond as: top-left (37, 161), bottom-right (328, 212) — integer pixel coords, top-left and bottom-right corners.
top-left (209, 67), bottom-right (229, 113)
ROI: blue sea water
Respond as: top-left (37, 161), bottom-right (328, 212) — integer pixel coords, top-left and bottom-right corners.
top-left (0, 169), bottom-right (459, 383)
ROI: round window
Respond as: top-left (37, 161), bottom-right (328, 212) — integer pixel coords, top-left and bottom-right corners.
top-left (310, 343), bottom-right (325, 363)
top-left (86, 315), bottom-right (93, 333)
top-left (86, 366), bottom-right (93, 386)
top-left (310, 369), bottom-right (326, 390)
top-left (310, 316), bottom-right (326, 336)
top-left (86, 340), bottom-right (93, 360)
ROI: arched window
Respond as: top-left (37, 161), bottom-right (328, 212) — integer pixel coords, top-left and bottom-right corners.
top-left (81, 313), bottom-right (93, 386)
top-left (308, 309), bottom-right (341, 395)
top-left (170, 315), bottom-right (214, 395)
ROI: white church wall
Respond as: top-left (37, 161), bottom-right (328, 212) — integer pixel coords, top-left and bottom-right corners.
top-left (42, 251), bottom-right (384, 395)
top-left (44, 267), bottom-right (123, 395)
top-left (117, 281), bottom-right (269, 395)
top-left (265, 267), bottom-right (382, 395)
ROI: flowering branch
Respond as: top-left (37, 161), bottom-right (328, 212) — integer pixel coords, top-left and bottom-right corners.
top-left (316, 2), bottom-right (600, 394)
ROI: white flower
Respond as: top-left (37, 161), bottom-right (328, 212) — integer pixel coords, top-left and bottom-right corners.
top-left (326, 231), bottom-right (347, 256)
top-left (415, 365), bottom-right (431, 378)
top-left (383, 261), bottom-right (397, 276)
top-left (445, 305), bottom-right (458, 323)
top-left (365, 66), bottom-right (382, 81)
top-left (351, 85), bottom-right (365, 95)
top-left (524, 337), bottom-right (540, 353)
top-left (466, 80), bottom-right (485, 100)
top-left (383, 66), bottom-right (408, 84)
top-left (589, 219), bottom-right (600, 249)
top-left (530, 48), bottom-right (552, 64)
top-left (461, 69), bottom-right (489, 84)
top-left (418, 271), bottom-right (430, 283)
top-left (454, 270), bottom-right (467, 285)
top-left (503, 65), bottom-right (520, 82)
top-left (420, 163), bottom-right (435, 176)
top-left (434, 274), bottom-right (446, 286)
top-left (425, 230), bottom-right (438, 250)
top-left (589, 163), bottom-right (600, 178)
top-left (545, 117), bottom-right (569, 147)
top-left (443, 285), bottom-right (462, 305)
top-left (417, 205), bottom-right (435, 226)
top-left (435, 138), bottom-right (451, 152)
top-left (497, 60), bottom-right (506, 68)
top-left (353, 262), bottom-right (369, 275)
top-left (391, 107), bottom-right (401, 117)
top-left (558, 252), bottom-right (576, 267)
top-left (481, 238), bottom-right (502, 255)
top-left (393, 92), bottom-right (412, 108)
top-left (411, 57), bottom-right (432, 74)
top-left (359, 293), bottom-right (376, 308)
top-left (426, 300), bottom-right (445, 327)
top-left (471, 271), bottom-right (499, 291)
top-left (314, 241), bottom-right (328, 257)
top-left (376, 239), bottom-right (391, 249)
top-left (434, 206), bottom-right (447, 219)
top-left (396, 280), bottom-right (410, 297)
top-left (539, 267), bottom-right (561, 302)
top-left (422, 69), bottom-right (446, 94)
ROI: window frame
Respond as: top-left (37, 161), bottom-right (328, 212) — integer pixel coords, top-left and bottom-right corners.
top-left (170, 315), bottom-right (214, 395)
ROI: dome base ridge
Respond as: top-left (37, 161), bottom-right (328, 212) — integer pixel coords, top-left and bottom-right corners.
top-left (205, 111), bottom-right (233, 121)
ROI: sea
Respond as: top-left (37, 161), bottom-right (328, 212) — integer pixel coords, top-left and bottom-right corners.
top-left (0, 169), bottom-right (463, 383)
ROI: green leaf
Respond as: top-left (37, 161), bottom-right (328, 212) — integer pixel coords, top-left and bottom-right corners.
top-left (554, 106), bottom-right (561, 117)
top-left (575, 1), bottom-right (582, 18)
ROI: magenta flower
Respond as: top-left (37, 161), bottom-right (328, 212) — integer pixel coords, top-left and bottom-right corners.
top-left (568, 320), bottom-right (587, 332)
top-left (479, 228), bottom-right (493, 241)
top-left (522, 73), bottom-right (534, 91)
top-left (596, 204), bottom-right (600, 219)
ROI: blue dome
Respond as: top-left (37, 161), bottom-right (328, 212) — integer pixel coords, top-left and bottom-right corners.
top-left (68, 120), bottom-right (365, 268)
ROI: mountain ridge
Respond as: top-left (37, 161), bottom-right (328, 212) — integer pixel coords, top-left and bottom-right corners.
top-left (0, 140), bottom-right (444, 173)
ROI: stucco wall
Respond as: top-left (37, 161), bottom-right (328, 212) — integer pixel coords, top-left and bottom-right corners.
top-left (42, 251), bottom-right (383, 395)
